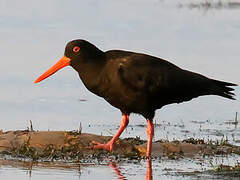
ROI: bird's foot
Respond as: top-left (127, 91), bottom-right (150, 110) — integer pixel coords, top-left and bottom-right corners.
top-left (92, 140), bottom-right (114, 151)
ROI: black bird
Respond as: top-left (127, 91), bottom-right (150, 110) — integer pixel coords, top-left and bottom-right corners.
top-left (34, 39), bottom-right (237, 158)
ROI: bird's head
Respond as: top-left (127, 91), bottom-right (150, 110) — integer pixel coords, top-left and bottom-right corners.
top-left (34, 39), bottom-right (103, 83)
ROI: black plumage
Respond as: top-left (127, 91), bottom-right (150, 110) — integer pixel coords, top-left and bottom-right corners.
top-left (68, 40), bottom-right (237, 119)
top-left (35, 39), bottom-right (237, 157)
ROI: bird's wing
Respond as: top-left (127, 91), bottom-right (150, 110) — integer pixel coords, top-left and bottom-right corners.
top-left (117, 53), bottom-right (236, 105)
top-left (117, 53), bottom-right (179, 94)
top-left (116, 51), bottom-right (236, 108)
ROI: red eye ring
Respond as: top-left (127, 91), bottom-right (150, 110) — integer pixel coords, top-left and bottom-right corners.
top-left (73, 46), bottom-right (80, 52)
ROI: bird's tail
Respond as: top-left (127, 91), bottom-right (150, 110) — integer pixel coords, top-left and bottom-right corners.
top-left (210, 79), bottom-right (237, 100)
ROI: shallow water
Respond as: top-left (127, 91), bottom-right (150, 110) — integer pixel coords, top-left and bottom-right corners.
top-left (0, 156), bottom-right (240, 180)
top-left (0, 0), bottom-right (240, 179)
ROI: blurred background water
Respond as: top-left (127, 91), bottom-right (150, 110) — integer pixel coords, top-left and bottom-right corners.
top-left (0, 0), bottom-right (240, 179)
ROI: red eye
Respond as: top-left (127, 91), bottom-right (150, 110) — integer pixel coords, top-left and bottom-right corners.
top-left (73, 46), bottom-right (80, 52)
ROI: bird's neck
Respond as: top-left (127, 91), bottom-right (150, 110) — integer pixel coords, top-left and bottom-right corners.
top-left (73, 58), bottom-right (107, 95)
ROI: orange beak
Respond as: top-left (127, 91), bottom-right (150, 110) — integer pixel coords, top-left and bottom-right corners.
top-left (34, 56), bottom-right (71, 83)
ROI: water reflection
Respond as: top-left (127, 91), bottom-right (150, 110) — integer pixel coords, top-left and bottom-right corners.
top-left (110, 162), bottom-right (127, 180)
top-left (2, 159), bottom-right (151, 180)
top-left (110, 159), bottom-right (153, 180)
top-left (146, 159), bottom-right (153, 180)
top-left (7, 159), bottom-right (151, 180)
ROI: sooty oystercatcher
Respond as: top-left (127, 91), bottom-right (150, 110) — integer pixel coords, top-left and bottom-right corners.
top-left (34, 39), bottom-right (237, 158)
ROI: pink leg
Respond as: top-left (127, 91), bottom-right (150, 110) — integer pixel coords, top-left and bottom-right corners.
top-left (146, 119), bottom-right (154, 158)
top-left (92, 114), bottom-right (129, 151)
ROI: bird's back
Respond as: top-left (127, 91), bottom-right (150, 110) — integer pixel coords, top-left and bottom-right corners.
top-left (101, 50), bottom-right (236, 118)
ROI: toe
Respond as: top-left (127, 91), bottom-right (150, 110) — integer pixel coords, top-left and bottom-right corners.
top-left (92, 141), bottom-right (101, 146)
